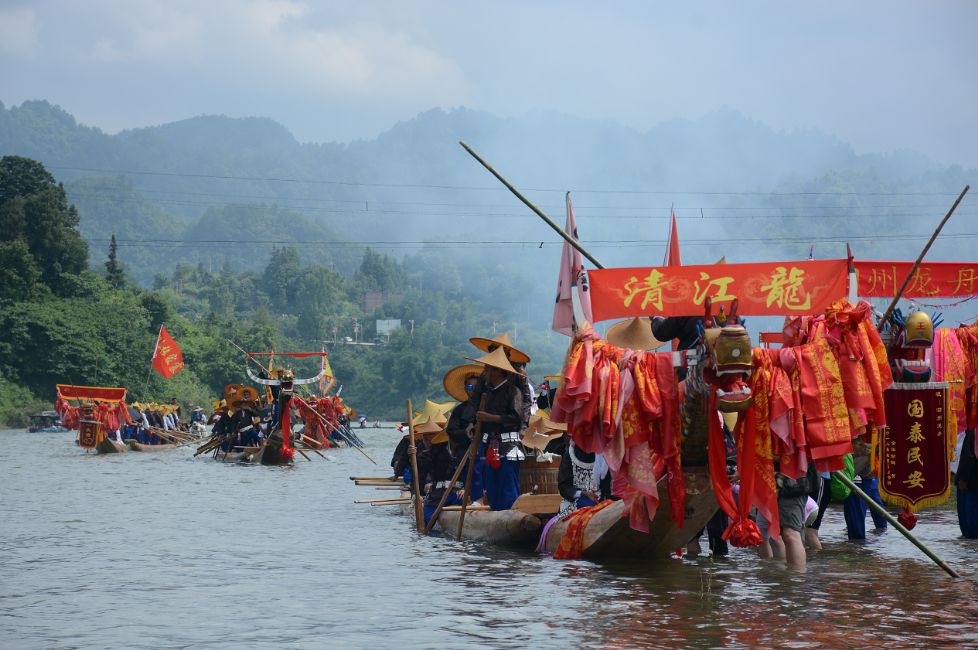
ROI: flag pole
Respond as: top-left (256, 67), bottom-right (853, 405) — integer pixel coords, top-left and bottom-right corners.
top-left (459, 141), bottom-right (605, 269)
top-left (143, 324), bottom-right (163, 394)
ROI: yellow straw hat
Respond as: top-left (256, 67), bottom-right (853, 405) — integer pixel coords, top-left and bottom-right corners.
top-left (521, 414), bottom-right (565, 451)
top-left (414, 417), bottom-right (443, 435)
top-left (412, 399), bottom-right (452, 426)
top-left (469, 331), bottom-right (531, 364)
top-left (443, 364), bottom-right (484, 402)
top-left (606, 317), bottom-right (665, 351)
top-left (466, 346), bottom-right (525, 376)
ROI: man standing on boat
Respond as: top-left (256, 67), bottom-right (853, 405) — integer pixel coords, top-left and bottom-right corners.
top-left (444, 363), bottom-right (486, 502)
top-left (463, 346), bottom-right (526, 511)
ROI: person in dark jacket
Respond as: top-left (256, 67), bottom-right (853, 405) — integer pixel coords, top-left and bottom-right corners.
top-left (461, 347), bottom-right (525, 511)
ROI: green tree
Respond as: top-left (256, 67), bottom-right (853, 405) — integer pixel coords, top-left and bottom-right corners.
top-left (0, 155), bottom-right (57, 204)
top-left (104, 233), bottom-right (126, 289)
top-left (0, 156), bottom-right (88, 294)
top-left (0, 240), bottom-right (43, 303)
top-left (262, 247), bottom-right (301, 311)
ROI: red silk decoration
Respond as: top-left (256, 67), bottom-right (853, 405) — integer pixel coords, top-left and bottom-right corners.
top-left (708, 391), bottom-right (762, 547)
top-left (279, 397), bottom-right (295, 463)
top-left (552, 500), bottom-right (616, 560)
top-left (898, 509), bottom-right (918, 530)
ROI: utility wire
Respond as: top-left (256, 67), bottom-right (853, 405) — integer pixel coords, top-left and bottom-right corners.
top-left (49, 164), bottom-right (967, 197)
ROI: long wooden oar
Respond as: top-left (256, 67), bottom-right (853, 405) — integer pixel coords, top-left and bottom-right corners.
top-left (832, 472), bottom-right (958, 577)
top-left (406, 399), bottom-right (425, 532)
top-left (455, 394), bottom-right (489, 540)
top-left (422, 447), bottom-right (471, 534)
top-left (459, 141), bottom-right (604, 269)
top-left (877, 185), bottom-right (969, 327)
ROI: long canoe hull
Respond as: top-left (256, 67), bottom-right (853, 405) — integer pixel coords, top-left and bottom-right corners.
top-left (540, 467), bottom-right (716, 561)
top-left (95, 438), bottom-right (128, 454)
top-left (127, 442), bottom-right (177, 452)
top-left (400, 492), bottom-right (542, 547)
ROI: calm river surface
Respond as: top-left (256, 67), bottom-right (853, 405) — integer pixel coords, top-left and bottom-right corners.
top-left (2, 427), bottom-right (977, 649)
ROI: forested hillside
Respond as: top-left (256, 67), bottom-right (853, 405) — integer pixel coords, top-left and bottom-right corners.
top-left (1, 100), bottom-right (975, 425)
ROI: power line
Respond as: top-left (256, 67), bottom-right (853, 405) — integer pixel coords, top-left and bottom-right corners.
top-left (63, 192), bottom-right (978, 221)
top-left (64, 187), bottom-right (959, 211)
top-left (49, 164), bottom-right (967, 197)
top-left (91, 232), bottom-right (978, 250)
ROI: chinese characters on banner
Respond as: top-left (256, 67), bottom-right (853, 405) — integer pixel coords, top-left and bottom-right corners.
top-left (855, 261), bottom-right (978, 298)
top-left (878, 383), bottom-right (950, 512)
top-left (587, 259), bottom-right (849, 320)
top-left (152, 325), bottom-right (185, 379)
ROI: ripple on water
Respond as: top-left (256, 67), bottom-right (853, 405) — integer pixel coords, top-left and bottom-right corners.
top-left (2, 428), bottom-right (978, 648)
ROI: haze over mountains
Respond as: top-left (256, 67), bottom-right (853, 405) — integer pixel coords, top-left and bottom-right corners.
top-left (1, 98), bottom-right (974, 327)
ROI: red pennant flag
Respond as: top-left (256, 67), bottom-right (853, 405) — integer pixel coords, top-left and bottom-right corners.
top-left (664, 208), bottom-right (682, 267)
top-left (151, 325), bottom-right (185, 379)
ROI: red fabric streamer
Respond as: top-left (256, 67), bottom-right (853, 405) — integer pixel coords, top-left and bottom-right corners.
top-left (552, 500), bottom-right (616, 560)
top-left (279, 397), bottom-right (296, 462)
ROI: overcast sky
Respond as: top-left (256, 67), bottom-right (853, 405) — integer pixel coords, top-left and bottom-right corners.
top-left (1, 1), bottom-right (976, 166)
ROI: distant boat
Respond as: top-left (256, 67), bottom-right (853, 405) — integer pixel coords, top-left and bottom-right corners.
top-left (27, 411), bottom-right (67, 433)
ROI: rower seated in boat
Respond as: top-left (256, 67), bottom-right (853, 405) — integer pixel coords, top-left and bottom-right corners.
top-left (558, 440), bottom-right (612, 517)
top-left (416, 419), bottom-right (461, 525)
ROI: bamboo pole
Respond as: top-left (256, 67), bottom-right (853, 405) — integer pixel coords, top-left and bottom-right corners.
top-left (422, 447), bottom-right (472, 534)
top-left (877, 185), bottom-right (970, 327)
top-left (406, 399), bottom-right (425, 532)
top-left (357, 497), bottom-right (411, 504)
top-left (456, 394), bottom-right (489, 540)
top-left (832, 472), bottom-right (958, 578)
top-left (458, 141), bottom-right (606, 269)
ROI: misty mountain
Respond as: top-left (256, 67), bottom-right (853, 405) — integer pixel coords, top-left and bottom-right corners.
top-left (1, 99), bottom-right (974, 313)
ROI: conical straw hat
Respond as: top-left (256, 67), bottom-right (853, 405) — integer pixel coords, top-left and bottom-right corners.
top-left (414, 417), bottom-right (443, 435)
top-left (469, 331), bottom-right (530, 364)
top-left (412, 399), bottom-right (450, 426)
top-left (443, 364), bottom-right (484, 402)
top-left (466, 346), bottom-right (525, 376)
top-left (606, 317), bottom-right (665, 351)
top-left (521, 414), bottom-right (566, 450)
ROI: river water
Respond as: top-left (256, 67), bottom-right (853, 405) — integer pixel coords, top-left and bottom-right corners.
top-left (2, 427), bottom-right (976, 649)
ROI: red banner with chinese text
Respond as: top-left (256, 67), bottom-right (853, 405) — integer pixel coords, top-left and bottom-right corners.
top-left (152, 326), bottom-right (185, 379)
top-left (855, 261), bottom-right (978, 298)
top-left (587, 259), bottom-right (849, 321)
top-left (878, 383), bottom-right (950, 512)
top-left (56, 384), bottom-right (128, 403)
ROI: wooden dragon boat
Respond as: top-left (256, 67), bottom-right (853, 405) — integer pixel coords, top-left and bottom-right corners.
top-left (399, 491), bottom-right (543, 547)
top-left (538, 467), bottom-right (715, 560)
top-left (95, 436), bottom-right (128, 454)
top-left (127, 441), bottom-right (176, 452)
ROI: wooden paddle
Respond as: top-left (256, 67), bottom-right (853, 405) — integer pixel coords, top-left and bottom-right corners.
top-left (422, 447), bottom-right (471, 535)
top-left (456, 394), bottom-right (488, 540)
top-left (406, 399), bottom-right (425, 532)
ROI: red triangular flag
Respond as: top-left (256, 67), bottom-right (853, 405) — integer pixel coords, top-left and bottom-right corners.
top-left (664, 208), bottom-right (682, 267)
top-left (151, 325), bottom-right (185, 379)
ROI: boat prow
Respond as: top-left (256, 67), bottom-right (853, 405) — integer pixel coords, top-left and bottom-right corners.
top-left (541, 467), bottom-right (716, 561)
top-left (95, 437), bottom-right (128, 454)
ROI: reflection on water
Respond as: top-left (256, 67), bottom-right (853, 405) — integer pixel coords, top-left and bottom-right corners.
top-left (1, 428), bottom-right (976, 649)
